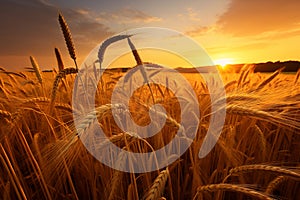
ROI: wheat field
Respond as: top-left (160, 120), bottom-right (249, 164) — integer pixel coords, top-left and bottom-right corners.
top-left (0, 13), bottom-right (299, 200)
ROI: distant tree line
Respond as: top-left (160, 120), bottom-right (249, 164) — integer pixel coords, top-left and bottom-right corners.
top-left (223, 61), bottom-right (300, 73)
top-left (254, 61), bottom-right (300, 72)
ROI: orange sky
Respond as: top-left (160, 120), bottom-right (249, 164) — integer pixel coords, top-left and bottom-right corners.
top-left (1, 0), bottom-right (300, 70)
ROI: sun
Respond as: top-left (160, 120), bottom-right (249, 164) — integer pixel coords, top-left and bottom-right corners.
top-left (214, 58), bottom-right (233, 69)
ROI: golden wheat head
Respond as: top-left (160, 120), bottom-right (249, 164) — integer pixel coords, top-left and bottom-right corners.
top-left (58, 13), bottom-right (77, 69)
top-left (195, 184), bottom-right (272, 200)
top-left (29, 56), bottom-right (43, 85)
top-left (142, 168), bottom-right (169, 200)
top-left (54, 47), bottom-right (64, 71)
top-left (50, 67), bottom-right (78, 105)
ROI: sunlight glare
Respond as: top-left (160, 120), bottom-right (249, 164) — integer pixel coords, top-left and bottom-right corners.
top-left (214, 58), bottom-right (233, 68)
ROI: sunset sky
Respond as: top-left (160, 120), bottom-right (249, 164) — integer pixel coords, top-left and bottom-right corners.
top-left (1, 0), bottom-right (300, 70)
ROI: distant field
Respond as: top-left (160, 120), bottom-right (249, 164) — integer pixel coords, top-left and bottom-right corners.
top-left (0, 67), bottom-right (299, 199)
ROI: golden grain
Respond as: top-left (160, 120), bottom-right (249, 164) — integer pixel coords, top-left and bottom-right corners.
top-left (29, 56), bottom-right (43, 85)
top-left (54, 47), bottom-right (65, 71)
top-left (142, 168), bottom-right (169, 200)
top-left (195, 184), bottom-right (272, 200)
top-left (58, 13), bottom-right (77, 69)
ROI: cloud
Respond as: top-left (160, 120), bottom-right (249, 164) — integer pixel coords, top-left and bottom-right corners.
top-left (253, 27), bottom-right (300, 41)
top-left (217, 0), bottom-right (300, 36)
top-left (0, 0), bottom-right (162, 69)
top-left (186, 8), bottom-right (202, 22)
top-left (185, 25), bottom-right (218, 36)
top-left (206, 41), bottom-right (271, 55)
top-left (0, 0), bottom-right (112, 68)
top-left (95, 7), bottom-right (162, 24)
top-left (115, 7), bottom-right (162, 23)
top-left (62, 9), bottom-right (112, 48)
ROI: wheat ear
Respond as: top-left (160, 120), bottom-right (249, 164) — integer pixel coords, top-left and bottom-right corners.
top-left (54, 47), bottom-right (64, 71)
top-left (0, 110), bottom-right (12, 120)
top-left (227, 165), bottom-right (300, 180)
top-left (29, 56), bottom-right (43, 84)
top-left (255, 67), bottom-right (284, 91)
top-left (127, 37), bottom-right (143, 65)
top-left (22, 97), bottom-right (73, 113)
top-left (75, 104), bottom-right (126, 136)
top-left (58, 13), bottom-right (78, 69)
top-left (226, 104), bottom-right (300, 129)
top-left (51, 67), bottom-right (78, 105)
top-left (265, 176), bottom-right (288, 195)
top-left (142, 168), bottom-right (169, 200)
top-left (195, 184), bottom-right (272, 200)
top-left (96, 132), bottom-right (138, 152)
top-left (97, 34), bottom-right (132, 68)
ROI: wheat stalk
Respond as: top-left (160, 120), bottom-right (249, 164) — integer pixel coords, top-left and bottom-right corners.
top-left (224, 80), bottom-right (237, 91)
top-left (215, 94), bottom-right (259, 106)
top-left (194, 184), bottom-right (272, 200)
top-left (54, 47), bottom-right (64, 71)
top-left (14, 128), bottom-right (53, 199)
top-left (19, 72), bottom-right (27, 79)
top-left (254, 125), bottom-right (267, 155)
top-left (126, 39), bottom-right (155, 103)
top-left (241, 65), bottom-right (254, 84)
top-left (58, 13), bottom-right (77, 69)
top-left (0, 144), bottom-right (27, 200)
top-left (142, 168), bottom-right (169, 200)
top-left (108, 147), bottom-right (128, 200)
top-left (43, 104), bottom-right (121, 172)
top-left (236, 64), bottom-right (253, 88)
top-left (29, 56), bottom-right (43, 85)
top-left (294, 67), bottom-right (300, 85)
top-left (108, 171), bottom-right (123, 200)
top-left (127, 183), bottom-right (138, 200)
top-left (21, 97), bottom-right (73, 113)
top-left (237, 67), bottom-right (246, 88)
top-left (54, 103), bottom-right (74, 113)
top-left (39, 104), bottom-right (116, 177)
top-left (1, 71), bottom-right (27, 79)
